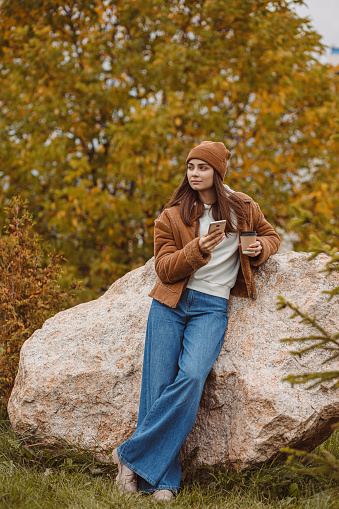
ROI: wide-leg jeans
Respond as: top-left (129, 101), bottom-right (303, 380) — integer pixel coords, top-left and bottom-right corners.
top-left (117, 288), bottom-right (228, 492)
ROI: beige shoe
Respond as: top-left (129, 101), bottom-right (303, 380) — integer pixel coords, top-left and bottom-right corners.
top-left (112, 449), bottom-right (137, 493)
top-left (153, 489), bottom-right (174, 502)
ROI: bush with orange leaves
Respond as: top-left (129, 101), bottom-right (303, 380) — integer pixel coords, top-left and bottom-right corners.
top-left (0, 197), bottom-right (81, 412)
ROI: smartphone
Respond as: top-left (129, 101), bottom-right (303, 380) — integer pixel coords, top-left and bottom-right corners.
top-left (208, 220), bottom-right (226, 234)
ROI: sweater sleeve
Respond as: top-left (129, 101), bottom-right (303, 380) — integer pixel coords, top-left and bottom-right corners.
top-left (154, 215), bottom-right (211, 284)
top-left (249, 202), bottom-right (280, 267)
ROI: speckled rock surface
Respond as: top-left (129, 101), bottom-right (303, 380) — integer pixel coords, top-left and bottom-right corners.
top-left (8, 252), bottom-right (339, 470)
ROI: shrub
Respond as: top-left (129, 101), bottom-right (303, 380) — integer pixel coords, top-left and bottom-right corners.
top-left (0, 196), bottom-right (80, 410)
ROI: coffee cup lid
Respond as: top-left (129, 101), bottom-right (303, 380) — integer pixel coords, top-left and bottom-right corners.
top-left (240, 231), bottom-right (257, 236)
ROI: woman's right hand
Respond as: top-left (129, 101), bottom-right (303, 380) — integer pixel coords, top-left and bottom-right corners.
top-left (199, 231), bottom-right (225, 255)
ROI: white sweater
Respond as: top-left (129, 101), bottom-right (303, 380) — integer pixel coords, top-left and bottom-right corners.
top-left (186, 187), bottom-right (240, 300)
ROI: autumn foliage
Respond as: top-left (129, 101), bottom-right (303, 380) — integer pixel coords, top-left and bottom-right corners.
top-left (0, 197), bottom-right (80, 409)
top-left (0, 0), bottom-right (338, 298)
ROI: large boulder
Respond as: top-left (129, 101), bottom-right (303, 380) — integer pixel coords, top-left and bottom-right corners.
top-left (8, 252), bottom-right (339, 470)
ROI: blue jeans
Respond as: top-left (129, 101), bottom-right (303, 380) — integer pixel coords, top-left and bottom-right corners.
top-left (117, 289), bottom-right (228, 493)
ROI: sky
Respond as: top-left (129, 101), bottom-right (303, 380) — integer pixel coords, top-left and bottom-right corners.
top-left (292, 0), bottom-right (339, 56)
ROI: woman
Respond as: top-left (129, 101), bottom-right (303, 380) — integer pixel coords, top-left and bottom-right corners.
top-left (112, 141), bottom-right (280, 501)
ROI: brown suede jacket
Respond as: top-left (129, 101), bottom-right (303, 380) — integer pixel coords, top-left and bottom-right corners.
top-left (149, 192), bottom-right (280, 308)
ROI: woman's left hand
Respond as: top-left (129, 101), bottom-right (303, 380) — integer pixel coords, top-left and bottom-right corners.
top-left (238, 240), bottom-right (262, 257)
top-left (246, 240), bottom-right (262, 257)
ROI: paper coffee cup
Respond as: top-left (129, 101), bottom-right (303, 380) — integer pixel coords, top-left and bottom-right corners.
top-left (240, 231), bottom-right (257, 254)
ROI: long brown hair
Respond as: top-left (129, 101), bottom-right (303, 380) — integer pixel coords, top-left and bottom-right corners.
top-left (164, 170), bottom-right (247, 236)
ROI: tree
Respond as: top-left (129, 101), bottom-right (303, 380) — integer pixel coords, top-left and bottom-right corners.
top-left (277, 116), bottom-right (339, 388)
top-left (276, 121), bottom-right (339, 479)
top-left (276, 255), bottom-right (338, 389)
top-left (277, 255), bottom-right (339, 479)
top-left (286, 113), bottom-right (339, 254)
top-left (0, 196), bottom-right (80, 409)
top-left (0, 0), bottom-right (338, 298)
top-left (277, 245), bottom-right (339, 479)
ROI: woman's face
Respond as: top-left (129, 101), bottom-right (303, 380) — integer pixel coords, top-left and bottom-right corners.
top-left (187, 159), bottom-right (214, 192)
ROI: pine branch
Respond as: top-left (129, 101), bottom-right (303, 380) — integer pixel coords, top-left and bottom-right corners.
top-left (282, 371), bottom-right (339, 389)
top-left (276, 288), bottom-right (338, 388)
top-left (277, 297), bottom-right (337, 346)
top-left (281, 446), bottom-right (339, 481)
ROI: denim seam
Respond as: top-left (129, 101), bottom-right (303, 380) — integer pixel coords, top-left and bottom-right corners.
top-left (142, 485), bottom-right (180, 493)
top-left (189, 289), bottom-right (195, 309)
top-left (118, 389), bottom-right (172, 485)
top-left (117, 451), bottom-right (158, 486)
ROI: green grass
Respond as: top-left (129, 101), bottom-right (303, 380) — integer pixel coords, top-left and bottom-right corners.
top-left (0, 418), bottom-right (338, 509)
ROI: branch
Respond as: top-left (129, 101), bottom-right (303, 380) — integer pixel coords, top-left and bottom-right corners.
top-left (277, 297), bottom-right (336, 343)
top-left (281, 446), bottom-right (339, 481)
top-left (282, 371), bottom-right (339, 389)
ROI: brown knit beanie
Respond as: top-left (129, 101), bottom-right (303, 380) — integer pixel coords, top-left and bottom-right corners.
top-left (186, 141), bottom-right (231, 180)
